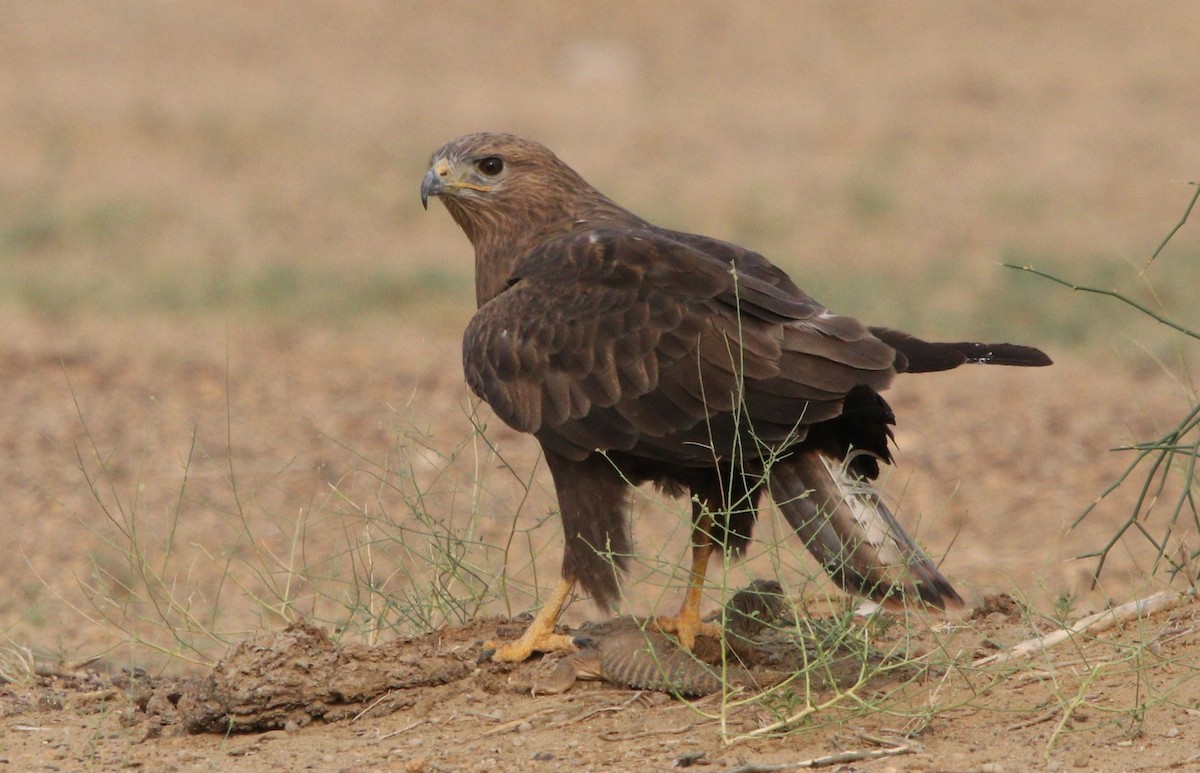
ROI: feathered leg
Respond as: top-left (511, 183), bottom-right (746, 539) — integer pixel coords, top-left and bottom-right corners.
top-left (486, 449), bottom-right (633, 663)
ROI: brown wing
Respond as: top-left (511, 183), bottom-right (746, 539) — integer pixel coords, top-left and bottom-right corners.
top-left (657, 227), bottom-right (812, 301)
top-left (463, 228), bottom-right (897, 465)
top-left (661, 231), bottom-right (1052, 374)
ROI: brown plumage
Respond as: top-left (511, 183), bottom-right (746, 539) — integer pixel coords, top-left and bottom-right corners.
top-left (421, 132), bottom-right (1051, 662)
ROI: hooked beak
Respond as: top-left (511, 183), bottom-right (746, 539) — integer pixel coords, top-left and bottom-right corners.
top-left (420, 166), bottom-right (446, 210)
top-left (420, 158), bottom-right (494, 210)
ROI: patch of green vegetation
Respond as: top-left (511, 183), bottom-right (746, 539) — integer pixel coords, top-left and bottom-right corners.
top-left (987, 185), bottom-right (1051, 222)
top-left (798, 257), bottom-right (968, 337)
top-left (0, 195), bottom-right (164, 262)
top-left (796, 244), bottom-right (1200, 354)
top-left (993, 247), bottom-right (1200, 350)
top-left (213, 264), bottom-right (471, 318)
top-left (2, 262), bottom-right (472, 320)
top-left (0, 187), bottom-right (473, 321)
top-left (0, 201), bottom-right (63, 255)
top-left (844, 140), bottom-right (904, 226)
top-left (845, 174), bottom-right (896, 224)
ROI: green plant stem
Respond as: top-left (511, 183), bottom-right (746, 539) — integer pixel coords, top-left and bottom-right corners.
top-left (1002, 265), bottom-right (1200, 343)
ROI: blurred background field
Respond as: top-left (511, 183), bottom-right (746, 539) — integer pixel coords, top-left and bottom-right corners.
top-left (2, 1), bottom-right (1199, 671)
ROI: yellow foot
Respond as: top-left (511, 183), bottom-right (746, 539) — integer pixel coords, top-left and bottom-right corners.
top-left (482, 575), bottom-right (580, 663)
top-left (484, 630), bottom-right (578, 663)
top-left (654, 615), bottom-right (723, 651)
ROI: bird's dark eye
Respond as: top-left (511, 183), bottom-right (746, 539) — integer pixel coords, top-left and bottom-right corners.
top-left (476, 156), bottom-right (504, 176)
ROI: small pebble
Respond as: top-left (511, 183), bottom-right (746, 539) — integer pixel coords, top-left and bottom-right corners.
top-left (517, 721), bottom-right (534, 733)
top-left (530, 751), bottom-right (554, 761)
top-left (1163, 726), bottom-right (1180, 738)
top-left (1073, 753), bottom-right (1090, 767)
top-left (979, 763), bottom-right (1004, 773)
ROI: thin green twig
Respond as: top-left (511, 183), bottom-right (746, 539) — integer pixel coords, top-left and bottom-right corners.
top-left (1001, 265), bottom-right (1200, 344)
top-left (1008, 184), bottom-right (1200, 586)
top-left (1142, 181), bottom-right (1199, 272)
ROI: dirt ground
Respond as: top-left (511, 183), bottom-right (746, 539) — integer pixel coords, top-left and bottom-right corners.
top-left (2, 2), bottom-right (1200, 771)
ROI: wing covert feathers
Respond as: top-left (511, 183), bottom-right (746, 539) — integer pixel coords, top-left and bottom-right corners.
top-left (463, 229), bottom-right (900, 463)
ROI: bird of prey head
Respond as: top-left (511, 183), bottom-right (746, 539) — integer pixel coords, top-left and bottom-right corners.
top-left (420, 133), bottom-right (622, 252)
top-left (419, 133), bottom-right (517, 210)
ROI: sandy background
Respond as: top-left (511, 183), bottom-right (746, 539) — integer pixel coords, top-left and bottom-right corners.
top-left (1, 3), bottom-right (1199, 770)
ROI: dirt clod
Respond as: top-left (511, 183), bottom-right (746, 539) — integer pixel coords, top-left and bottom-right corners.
top-left (175, 622), bottom-right (472, 733)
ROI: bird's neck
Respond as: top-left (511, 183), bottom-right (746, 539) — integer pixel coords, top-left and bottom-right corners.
top-left (467, 193), bottom-right (632, 308)
top-left (473, 244), bottom-right (525, 307)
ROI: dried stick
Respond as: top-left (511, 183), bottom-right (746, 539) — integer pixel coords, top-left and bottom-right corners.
top-left (974, 588), bottom-right (1196, 668)
top-left (720, 742), bottom-right (912, 772)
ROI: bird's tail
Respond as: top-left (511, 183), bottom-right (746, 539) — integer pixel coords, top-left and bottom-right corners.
top-left (869, 326), bottom-right (1053, 373)
top-left (769, 450), bottom-right (964, 611)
